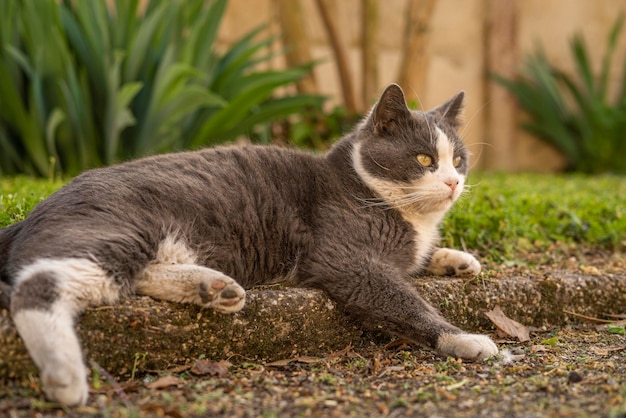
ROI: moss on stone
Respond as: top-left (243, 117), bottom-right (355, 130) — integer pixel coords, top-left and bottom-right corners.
top-left (1, 271), bottom-right (625, 384)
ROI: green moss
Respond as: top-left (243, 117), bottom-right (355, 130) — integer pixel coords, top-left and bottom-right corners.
top-left (443, 173), bottom-right (626, 262)
top-left (0, 176), bottom-right (66, 227)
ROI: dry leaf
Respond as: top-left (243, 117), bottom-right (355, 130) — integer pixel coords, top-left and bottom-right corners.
top-left (329, 344), bottom-right (354, 358)
top-left (144, 364), bottom-right (192, 374)
top-left (485, 305), bottom-right (531, 342)
top-left (146, 375), bottom-right (182, 389)
top-left (580, 265), bottom-right (602, 276)
top-left (378, 365), bottom-right (404, 377)
top-left (384, 338), bottom-right (414, 350)
top-left (592, 346), bottom-right (626, 356)
top-left (165, 364), bottom-right (193, 374)
top-left (191, 359), bottom-right (232, 377)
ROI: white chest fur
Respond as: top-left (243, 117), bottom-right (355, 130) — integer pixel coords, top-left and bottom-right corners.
top-left (402, 211), bottom-right (444, 273)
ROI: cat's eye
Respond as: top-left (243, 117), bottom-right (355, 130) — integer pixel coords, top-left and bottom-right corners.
top-left (416, 154), bottom-right (433, 167)
top-left (453, 156), bottom-right (462, 167)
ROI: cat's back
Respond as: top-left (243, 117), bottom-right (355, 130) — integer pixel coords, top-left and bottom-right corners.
top-left (34, 144), bottom-right (324, 219)
top-left (6, 145), bottom-right (329, 285)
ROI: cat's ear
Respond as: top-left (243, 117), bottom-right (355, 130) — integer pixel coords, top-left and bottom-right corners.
top-left (431, 91), bottom-right (465, 128)
top-left (370, 84), bottom-right (411, 135)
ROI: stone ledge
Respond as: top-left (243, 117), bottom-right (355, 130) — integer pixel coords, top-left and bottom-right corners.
top-left (1, 271), bottom-right (624, 382)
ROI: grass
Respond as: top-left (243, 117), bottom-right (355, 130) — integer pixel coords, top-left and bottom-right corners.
top-left (1, 173), bottom-right (624, 263)
top-left (0, 176), bottom-right (65, 226)
top-left (442, 173), bottom-right (626, 262)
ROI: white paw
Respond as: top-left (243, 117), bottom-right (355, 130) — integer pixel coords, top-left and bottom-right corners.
top-left (40, 361), bottom-right (89, 406)
top-left (427, 248), bottom-right (481, 276)
top-left (436, 333), bottom-right (498, 361)
top-left (199, 276), bottom-right (246, 313)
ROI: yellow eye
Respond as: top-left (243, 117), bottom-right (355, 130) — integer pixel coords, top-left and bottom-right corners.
top-left (416, 154), bottom-right (432, 167)
top-left (453, 156), bottom-right (462, 167)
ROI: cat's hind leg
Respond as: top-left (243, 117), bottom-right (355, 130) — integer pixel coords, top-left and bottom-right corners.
top-left (10, 258), bottom-right (121, 406)
top-left (426, 248), bottom-right (481, 276)
top-left (136, 263), bottom-right (245, 313)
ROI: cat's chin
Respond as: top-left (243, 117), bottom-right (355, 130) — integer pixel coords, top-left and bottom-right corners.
top-left (411, 197), bottom-right (456, 214)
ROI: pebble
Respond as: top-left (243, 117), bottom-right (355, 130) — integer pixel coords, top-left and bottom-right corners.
top-left (568, 370), bottom-right (583, 384)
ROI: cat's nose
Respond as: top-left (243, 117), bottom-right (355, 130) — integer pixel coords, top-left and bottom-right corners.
top-left (445, 179), bottom-right (459, 191)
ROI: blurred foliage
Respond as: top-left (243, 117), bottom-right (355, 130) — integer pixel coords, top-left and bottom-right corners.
top-left (494, 16), bottom-right (626, 174)
top-left (252, 106), bottom-right (362, 150)
top-left (0, 0), bottom-right (324, 177)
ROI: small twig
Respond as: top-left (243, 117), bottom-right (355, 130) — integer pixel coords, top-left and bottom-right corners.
top-left (92, 306), bottom-right (116, 311)
top-left (562, 309), bottom-right (615, 324)
top-left (460, 237), bottom-right (468, 253)
top-left (89, 361), bottom-right (134, 410)
top-left (603, 313), bottom-right (626, 319)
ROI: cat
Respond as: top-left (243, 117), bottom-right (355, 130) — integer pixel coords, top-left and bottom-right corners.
top-left (0, 84), bottom-right (498, 406)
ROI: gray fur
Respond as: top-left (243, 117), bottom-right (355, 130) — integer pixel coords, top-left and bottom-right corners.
top-left (9, 272), bottom-right (59, 312)
top-left (0, 84), bottom-right (497, 406)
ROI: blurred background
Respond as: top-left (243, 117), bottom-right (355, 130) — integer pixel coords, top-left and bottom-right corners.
top-left (1, 0), bottom-right (625, 176)
top-left (218, 0), bottom-right (626, 173)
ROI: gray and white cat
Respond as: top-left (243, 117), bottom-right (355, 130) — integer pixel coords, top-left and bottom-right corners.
top-left (0, 84), bottom-right (497, 406)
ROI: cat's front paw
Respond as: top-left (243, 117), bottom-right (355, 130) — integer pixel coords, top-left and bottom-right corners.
top-left (40, 361), bottom-right (89, 406)
top-left (436, 333), bottom-right (498, 361)
top-left (199, 277), bottom-right (246, 313)
top-left (427, 248), bottom-right (481, 276)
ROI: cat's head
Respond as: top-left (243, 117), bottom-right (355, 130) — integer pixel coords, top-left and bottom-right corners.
top-left (352, 84), bottom-right (469, 215)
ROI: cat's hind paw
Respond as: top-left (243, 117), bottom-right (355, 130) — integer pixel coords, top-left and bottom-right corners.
top-left (427, 248), bottom-right (481, 276)
top-left (199, 276), bottom-right (246, 313)
top-left (136, 264), bottom-right (246, 313)
top-left (436, 333), bottom-right (498, 362)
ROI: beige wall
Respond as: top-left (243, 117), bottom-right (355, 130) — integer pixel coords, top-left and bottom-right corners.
top-left (218, 0), bottom-right (626, 171)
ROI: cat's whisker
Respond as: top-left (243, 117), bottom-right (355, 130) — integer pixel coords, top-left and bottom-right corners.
top-left (355, 197), bottom-right (390, 207)
top-left (459, 101), bottom-right (489, 139)
top-left (407, 85), bottom-right (424, 110)
top-left (464, 180), bottom-right (483, 188)
top-left (424, 114), bottom-right (437, 146)
top-left (466, 141), bottom-right (496, 170)
top-left (367, 149), bottom-right (391, 171)
top-left (388, 193), bottom-right (438, 208)
top-left (467, 141), bottom-right (495, 150)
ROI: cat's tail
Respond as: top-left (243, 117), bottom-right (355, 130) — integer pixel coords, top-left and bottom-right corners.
top-left (0, 222), bottom-right (23, 308)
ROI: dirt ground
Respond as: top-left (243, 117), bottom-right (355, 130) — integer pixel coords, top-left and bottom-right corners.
top-left (1, 251), bottom-right (625, 418)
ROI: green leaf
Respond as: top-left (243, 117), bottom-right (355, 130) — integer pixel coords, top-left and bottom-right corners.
top-left (45, 107), bottom-right (66, 166)
top-left (0, 0), bottom-right (323, 176)
top-left (607, 324), bottom-right (625, 335)
top-left (541, 336), bottom-right (559, 346)
top-left (215, 95), bottom-right (325, 140)
top-left (493, 15), bottom-right (626, 174)
top-left (123, 1), bottom-right (172, 81)
top-left (192, 69), bottom-right (309, 145)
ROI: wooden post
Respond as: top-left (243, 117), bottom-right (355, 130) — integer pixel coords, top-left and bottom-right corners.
top-left (314, 0), bottom-right (358, 114)
top-left (484, 0), bottom-right (518, 170)
top-left (397, 0), bottom-right (437, 105)
top-left (275, 0), bottom-right (317, 94)
top-left (361, 0), bottom-right (379, 109)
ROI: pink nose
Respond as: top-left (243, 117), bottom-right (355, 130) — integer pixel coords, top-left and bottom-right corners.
top-left (445, 179), bottom-right (459, 191)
